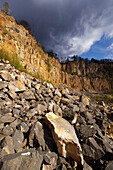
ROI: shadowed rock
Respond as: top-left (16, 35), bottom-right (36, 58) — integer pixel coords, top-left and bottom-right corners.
top-left (45, 112), bottom-right (84, 165)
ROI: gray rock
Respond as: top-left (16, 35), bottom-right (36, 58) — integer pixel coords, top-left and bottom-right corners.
top-left (17, 122), bottom-right (29, 133)
top-left (80, 95), bottom-right (89, 106)
top-left (0, 82), bottom-right (7, 89)
top-left (83, 161), bottom-right (92, 170)
top-left (23, 91), bottom-right (36, 100)
top-left (13, 130), bottom-right (24, 152)
top-left (82, 137), bottom-right (105, 160)
top-left (37, 103), bottom-right (47, 114)
top-left (26, 108), bottom-right (37, 119)
top-left (61, 97), bottom-right (72, 105)
top-left (29, 121), bottom-right (45, 150)
top-left (73, 105), bottom-right (79, 112)
top-left (0, 71), bottom-right (12, 81)
top-left (2, 136), bottom-right (14, 154)
top-left (94, 135), bottom-right (113, 153)
top-left (43, 152), bottom-right (58, 169)
top-left (10, 119), bottom-right (21, 129)
top-left (8, 91), bottom-right (17, 99)
top-left (80, 111), bottom-right (93, 120)
top-left (53, 95), bottom-right (61, 104)
top-left (0, 116), bottom-right (15, 123)
top-left (2, 126), bottom-right (14, 136)
top-left (0, 150), bottom-right (43, 170)
top-left (55, 88), bottom-right (62, 98)
top-left (79, 102), bottom-right (86, 112)
top-left (77, 125), bottom-right (96, 139)
top-left (53, 104), bottom-right (62, 116)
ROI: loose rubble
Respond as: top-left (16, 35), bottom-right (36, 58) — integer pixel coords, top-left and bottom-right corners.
top-left (0, 60), bottom-right (113, 170)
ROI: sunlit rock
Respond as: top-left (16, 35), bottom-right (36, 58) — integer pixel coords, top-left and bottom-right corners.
top-left (45, 112), bottom-right (84, 165)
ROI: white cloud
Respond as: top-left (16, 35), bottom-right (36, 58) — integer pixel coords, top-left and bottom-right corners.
top-left (107, 43), bottom-right (113, 51)
top-left (5, 0), bottom-right (113, 58)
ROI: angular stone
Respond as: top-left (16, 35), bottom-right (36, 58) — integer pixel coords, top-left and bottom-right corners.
top-left (61, 88), bottom-right (69, 95)
top-left (2, 126), bottom-right (14, 136)
top-left (83, 161), bottom-right (92, 170)
top-left (35, 83), bottom-right (41, 90)
top-left (43, 152), bottom-right (58, 169)
top-left (8, 91), bottom-right (17, 99)
top-left (53, 104), bottom-right (62, 116)
top-left (94, 135), bottom-right (113, 153)
top-left (0, 82), bottom-right (7, 89)
top-left (61, 98), bottom-right (71, 105)
top-left (77, 125), bottom-right (96, 139)
top-left (17, 122), bottom-right (29, 133)
top-left (34, 121), bottom-right (45, 150)
top-left (8, 83), bottom-right (19, 92)
top-left (23, 91), bottom-right (36, 100)
top-left (73, 105), bottom-right (79, 112)
top-left (45, 112), bottom-right (84, 164)
top-left (80, 111), bottom-right (93, 120)
top-left (1, 150), bottom-right (43, 170)
top-left (15, 79), bottom-right (26, 92)
top-left (82, 137), bottom-right (105, 160)
top-left (10, 119), bottom-right (21, 129)
top-left (29, 121), bottom-right (45, 150)
top-left (26, 108), bottom-right (37, 119)
top-left (13, 130), bottom-right (24, 152)
top-left (0, 115), bottom-right (15, 123)
top-left (37, 104), bottom-right (47, 114)
top-left (46, 83), bottom-right (54, 89)
top-left (79, 103), bottom-right (86, 112)
top-left (55, 88), bottom-right (62, 98)
top-left (80, 95), bottom-right (89, 106)
top-left (0, 71), bottom-right (12, 81)
top-left (53, 95), bottom-right (61, 104)
top-left (2, 136), bottom-right (14, 154)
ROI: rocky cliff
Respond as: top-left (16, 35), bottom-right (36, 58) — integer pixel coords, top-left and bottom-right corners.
top-left (0, 60), bottom-right (113, 170)
top-left (61, 60), bottom-right (113, 91)
top-left (0, 10), bottom-right (113, 92)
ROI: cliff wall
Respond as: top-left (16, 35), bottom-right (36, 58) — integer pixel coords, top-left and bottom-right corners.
top-left (0, 10), bottom-right (113, 92)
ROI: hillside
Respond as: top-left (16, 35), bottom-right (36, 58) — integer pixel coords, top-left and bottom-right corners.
top-left (0, 10), bottom-right (113, 92)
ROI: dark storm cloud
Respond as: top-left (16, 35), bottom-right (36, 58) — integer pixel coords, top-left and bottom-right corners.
top-left (1, 0), bottom-right (113, 57)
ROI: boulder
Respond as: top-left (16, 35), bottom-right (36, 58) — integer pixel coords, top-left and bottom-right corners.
top-left (0, 150), bottom-right (43, 170)
top-left (13, 130), bottom-right (24, 152)
top-left (29, 121), bottom-right (45, 150)
top-left (82, 137), bottom-right (105, 160)
top-left (2, 136), bottom-right (15, 154)
top-left (45, 112), bottom-right (84, 165)
top-left (0, 115), bottom-right (15, 123)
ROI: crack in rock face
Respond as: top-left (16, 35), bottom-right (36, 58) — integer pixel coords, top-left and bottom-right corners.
top-left (45, 112), bottom-right (84, 165)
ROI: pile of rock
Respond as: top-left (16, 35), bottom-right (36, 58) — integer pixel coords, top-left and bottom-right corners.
top-left (0, 60), bottom-right (113, 170)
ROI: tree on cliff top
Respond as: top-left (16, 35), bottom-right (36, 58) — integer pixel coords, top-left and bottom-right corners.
top-left (3, 2), bottom-right (10, 14)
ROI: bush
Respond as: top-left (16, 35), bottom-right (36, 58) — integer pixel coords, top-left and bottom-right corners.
top-left (0, 49), bottom-right (28, 72)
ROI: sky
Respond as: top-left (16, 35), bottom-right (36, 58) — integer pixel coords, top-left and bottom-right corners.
top-left (0, 0), bottom-right (113, 60)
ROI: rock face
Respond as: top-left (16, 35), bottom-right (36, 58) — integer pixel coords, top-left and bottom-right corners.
top-left (0, 10), bottom-right (113, 91)
top-left (45, 112), bottom-right (84, 164)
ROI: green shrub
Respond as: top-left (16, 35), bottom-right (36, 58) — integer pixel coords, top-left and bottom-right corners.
top-left (95, 96), bottom-right (101, 101)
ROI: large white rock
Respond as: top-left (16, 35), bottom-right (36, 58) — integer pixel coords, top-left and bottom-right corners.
top-left (45, 112), bottom-right (84, 165)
